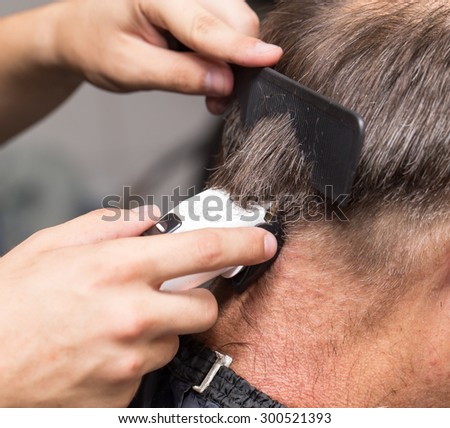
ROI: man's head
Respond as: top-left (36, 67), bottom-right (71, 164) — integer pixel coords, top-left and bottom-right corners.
top-left (204, 0), bottom-right (450, 407)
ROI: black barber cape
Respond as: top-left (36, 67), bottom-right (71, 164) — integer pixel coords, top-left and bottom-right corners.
top-left (131, 336), bottom-right (284, 408)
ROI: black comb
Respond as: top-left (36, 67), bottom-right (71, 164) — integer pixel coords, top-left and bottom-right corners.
top-left (234, 67), bottom-right (365, 203)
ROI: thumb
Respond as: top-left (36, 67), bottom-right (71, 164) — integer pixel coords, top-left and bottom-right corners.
top-left (25, 205), bottom-right (160, 251)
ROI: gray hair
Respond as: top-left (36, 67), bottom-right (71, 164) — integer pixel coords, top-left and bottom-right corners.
top-left (208, 0), bottom-right (450, 290)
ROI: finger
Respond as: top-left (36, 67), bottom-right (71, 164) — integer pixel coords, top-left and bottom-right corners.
top-left (142, 335), bottom-right (180, 373)
top-left (99, 227), bottom-right (278, 285)
top-left (198, 0), bottom-right (260, 37)
top-left (139, 0), bottom-right (282, 67)
top-left (109, 336), bottom-right (179, 383)
top-left (206, 95), bottom-right (233, 115)
top-left (150, 288), bottom-right (219, 336)
top-left (120, 42), bottom-right (234, 95)
top-left (26, 206), bottom-right (160, 251)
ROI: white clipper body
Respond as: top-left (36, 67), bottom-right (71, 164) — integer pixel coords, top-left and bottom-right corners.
top-left (143, 189), bottom-right (267, 291)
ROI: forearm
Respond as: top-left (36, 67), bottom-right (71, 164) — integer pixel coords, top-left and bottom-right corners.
top-left (0, 3), bottom-right (82, 144)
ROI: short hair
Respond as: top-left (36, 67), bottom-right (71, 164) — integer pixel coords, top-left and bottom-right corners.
top-left (208, 0), bottom-right (450, 291)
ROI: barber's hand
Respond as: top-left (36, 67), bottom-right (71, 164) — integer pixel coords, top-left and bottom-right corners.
top-left (50, 0), bottom-right (283, 113)
top-left (0, 207), bottom-right (277, 407)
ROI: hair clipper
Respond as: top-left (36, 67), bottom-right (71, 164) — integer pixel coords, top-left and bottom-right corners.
top-left (142, 189), bottom-right (283, 292)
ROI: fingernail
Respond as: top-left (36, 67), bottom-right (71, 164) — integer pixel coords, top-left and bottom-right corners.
top-left (251, 42), bottom-right (282, 55)
top-left (205, 69), bottom-right (228, 95)
top-left (264, 233), bottom-right (278, 259)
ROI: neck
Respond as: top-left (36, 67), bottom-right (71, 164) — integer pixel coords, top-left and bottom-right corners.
top-left (198, 242), bottom-right (437, 407)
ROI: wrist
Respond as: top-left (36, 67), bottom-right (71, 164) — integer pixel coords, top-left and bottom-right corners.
top-left (31, 2), bottom-right (83, 83)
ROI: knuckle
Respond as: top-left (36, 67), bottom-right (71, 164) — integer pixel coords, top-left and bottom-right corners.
top-left (196, 231), bottom-right (223, 267)
top-left (191, 13), bottom-right (220, 40)
top-left (115, 353), bottom-right (145, 382)
top-left (27, 228), bottom-right (48, 246)
top-left (114, 311), bottom-right (149, 341)
top-left (92, 207), bottom-right (122, 222)
top-left (24, 226), bottom-right (62, 253)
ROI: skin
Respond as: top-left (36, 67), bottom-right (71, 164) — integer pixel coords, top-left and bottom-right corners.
top-left (201, 233), bottom-right (450, 407)
top-left (0, 208), bottom-right (278, 407)
top-left (0, 0), bottom-right (282, 407)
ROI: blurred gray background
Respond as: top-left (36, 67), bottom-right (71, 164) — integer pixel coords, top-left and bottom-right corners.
top-left (0, 0), bottom-right (273, 253)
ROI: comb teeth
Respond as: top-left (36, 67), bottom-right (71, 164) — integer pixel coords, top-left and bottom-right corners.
top-left (234, 67), bottom-right (365, 205)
